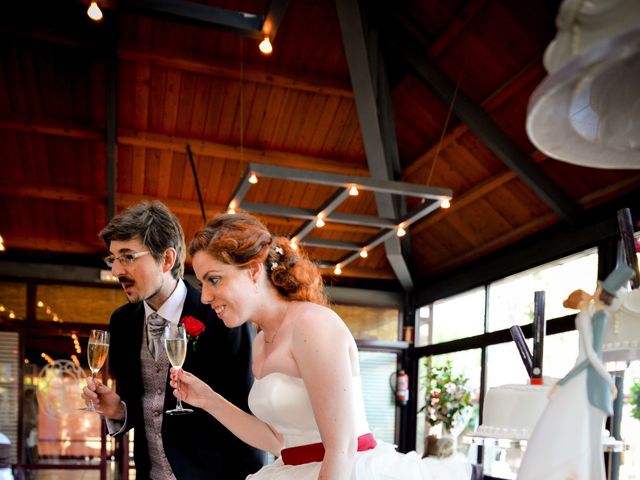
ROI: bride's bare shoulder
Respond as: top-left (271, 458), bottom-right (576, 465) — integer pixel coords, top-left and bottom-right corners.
top-left (290, 302), bottom-right (348, 333)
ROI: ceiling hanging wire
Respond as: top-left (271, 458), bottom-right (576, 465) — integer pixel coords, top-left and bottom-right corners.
top-left (426, 56), bottom-right (468, 195)
top-left (186, 144), bottom-right (207, 224)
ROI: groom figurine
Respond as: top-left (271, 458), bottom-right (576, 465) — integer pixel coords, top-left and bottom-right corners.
top-left (82, 201), bottom-right (265, 479)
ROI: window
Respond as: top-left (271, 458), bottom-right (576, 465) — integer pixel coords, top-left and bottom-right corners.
top-left (358, 351), bottom-right (397, 443)
top-left (417, 287), bottom-right (485, 346)
top-left (36, 285), bottom-right (124, 324)
top-left (487, 249), bottom-right (598, 332)
top-left (415, 349), bottom-right (482, 457)
top-left (0, 281), bottom-right (27, 320)
top-left (332, 304), bottom-right (400, 341)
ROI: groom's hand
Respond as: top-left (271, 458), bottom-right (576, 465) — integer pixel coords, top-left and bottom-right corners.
top-left (82, 377), bottom-right (125, 420)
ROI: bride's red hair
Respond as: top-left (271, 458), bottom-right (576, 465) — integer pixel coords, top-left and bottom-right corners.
top-left (189, 212), bottom-right (327, 305)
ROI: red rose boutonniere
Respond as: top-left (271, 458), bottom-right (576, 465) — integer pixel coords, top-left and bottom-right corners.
top-left (180, 316), bottom-right (206, 351)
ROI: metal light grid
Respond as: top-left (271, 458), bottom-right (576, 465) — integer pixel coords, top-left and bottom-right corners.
top-left (226, 163), bottom-right (453, 273)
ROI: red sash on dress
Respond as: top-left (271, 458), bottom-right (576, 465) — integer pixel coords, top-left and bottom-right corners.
top-left (280, 433), bottom-right (377, 466)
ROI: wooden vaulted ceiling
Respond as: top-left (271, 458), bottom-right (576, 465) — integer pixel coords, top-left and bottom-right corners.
top-left (1, 0), bottom-right (639, 291)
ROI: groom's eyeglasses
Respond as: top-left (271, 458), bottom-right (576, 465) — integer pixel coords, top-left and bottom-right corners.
top-left (104, 251), bottom-right (151, 268)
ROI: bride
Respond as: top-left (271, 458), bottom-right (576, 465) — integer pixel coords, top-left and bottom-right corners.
top-left (170, 212), bottom-right (441, 479)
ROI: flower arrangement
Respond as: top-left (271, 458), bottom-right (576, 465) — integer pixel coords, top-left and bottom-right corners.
top-left (630, 378), bottom-right (640, 421)
top-left (180, 316), bottom-right (206, 351)
top-left (420, 360), bottom-right (472, 431)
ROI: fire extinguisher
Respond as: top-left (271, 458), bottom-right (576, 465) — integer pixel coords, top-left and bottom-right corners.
top-left (390, 370), bottom-right (409, 406)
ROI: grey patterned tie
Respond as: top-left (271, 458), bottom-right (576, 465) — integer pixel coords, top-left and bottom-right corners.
top-left (147, 312), bottom-right (167, 361)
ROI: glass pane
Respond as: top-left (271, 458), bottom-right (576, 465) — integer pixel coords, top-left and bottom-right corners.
top-left (416, 349), bottom-right (481, 457)
top-left (0, 332), bottom-right (19, 464)
top-left (419, 287), bottom-right (485, 345)
top-left (487, 249), bottom-right (598, 331)
top-left (23, 329), bottom-right (116, 469)
top-left (620, 360), bottom-right (640, 480)
top-left (332, 305), bottom-right (399, 341)
top-left (36, 285), bottom-right (123, 324)
top-left (0, 281), bottom-right (27, 320)
top-left (358, 350), bottom-right (397, 444)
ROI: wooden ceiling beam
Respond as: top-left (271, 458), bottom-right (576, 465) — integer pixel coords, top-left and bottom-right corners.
top-left (403, 59), bottom-right (546, 178)
top-left (4, 237), bottom-right (103, 254)
top-left (117, 130), bottom-right (367, 175)
top-left (118, 45), bottom-right (353, 98)
top-left (423, 175), bottom-right (640, 276)
top-left (384, 27), bottom-right (582, 224)
top-left (410, 150), bottom-right (546, 236)
top-left (426, 0), bottom-right (489, 58)
top-left (0, 30), bottom-right (352, 98)
top-left (320, 265), bottom-right (395, 280)
top-left (0, 114), bottom-right (104, 141)
top-left (0, 115), bottom-right (367, 175)
top-left (1, 185), bottom-right (106, 203)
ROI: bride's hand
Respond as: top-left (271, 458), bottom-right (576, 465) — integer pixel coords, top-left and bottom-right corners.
top-left (170, 368), bottom-right (213, 409)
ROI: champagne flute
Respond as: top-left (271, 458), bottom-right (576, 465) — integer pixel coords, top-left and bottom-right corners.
top-left (164, 323), bottom-right (193, 415)
top-left (81, 329), bottom-right (110, 412)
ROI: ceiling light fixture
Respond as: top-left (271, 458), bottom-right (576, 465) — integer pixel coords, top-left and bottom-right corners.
top-left (359, 249), bottom-right (368, 258)
top-left (87, 1), bottom-right (103, 22)
top-left (316, 216), bottom-right (325, 228)
top-left (248, 172), bottom-right (259, 184)
top-left (397, 225), bottom-right (407, 237)
top-left (259, 36), bottom-right (273, 55)
top-left (334, 265), bottom-right (342, 275)
top-left (348, 184), bottom-right (359, 196)
top-left (441, 198), bottom-right (451, 209)
top-left (290, 239), bottom-right (298, 250)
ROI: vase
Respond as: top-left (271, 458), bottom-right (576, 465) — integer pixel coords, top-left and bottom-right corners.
top-left (425, 424), bottom-right (457, 457)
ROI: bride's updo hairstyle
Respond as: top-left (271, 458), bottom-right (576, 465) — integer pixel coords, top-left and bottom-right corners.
top-left (189, 212), bottom-right (327, 305)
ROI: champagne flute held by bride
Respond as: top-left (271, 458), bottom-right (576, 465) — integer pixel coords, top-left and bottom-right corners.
top-left (164, 323), bottom-right (193, 415)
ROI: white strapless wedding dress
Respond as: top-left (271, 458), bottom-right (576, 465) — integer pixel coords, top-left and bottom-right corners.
top-left (247, 372), bottom-right (467, 480)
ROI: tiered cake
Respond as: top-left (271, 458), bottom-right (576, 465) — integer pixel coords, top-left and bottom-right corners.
top-left (475, 383), bottom-right (552, 440)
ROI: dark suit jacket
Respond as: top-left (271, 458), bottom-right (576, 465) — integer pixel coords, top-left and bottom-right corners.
top-left (108, 280), bottom-right (266, 479)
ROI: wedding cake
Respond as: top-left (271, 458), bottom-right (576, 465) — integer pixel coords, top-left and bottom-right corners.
top-left (475, 383), bottom-right (552, 440)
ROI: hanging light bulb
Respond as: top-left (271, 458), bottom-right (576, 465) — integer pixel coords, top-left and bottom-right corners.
top-left (0, 234), bottom-right (5, 252)
top-left (37, 300), bottom-right (44, 308)
top-left (441, 198), bottom-right (451, 209)
top-left (349, 184), bottom-right (359, 196)
top-left (259, 35), bottom-right (273, 55)
top-left (87, 1), bottom-right (103, 21)
top-left (9, 311), bottom-right (16, 319)
top-left (316, 216), bottom-right (325, 228)
top-left (397, 225), bottom-right (407, 237)
top-left (248, 172), bottom-right (258, 184)
top-left (227, 207), bottom-right (236, 214)
top-left (334, 264), bottom-right (342, 275)
top-left (290, 239), bottom-right (298, 251)
top-left (359, 248), bottom-right (368, 258)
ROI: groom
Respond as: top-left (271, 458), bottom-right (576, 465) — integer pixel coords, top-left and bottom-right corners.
top-left (82, 201), bottom-right (265, 479)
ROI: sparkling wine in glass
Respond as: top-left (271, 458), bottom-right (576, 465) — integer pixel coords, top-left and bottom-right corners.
top-left (82, 329), bottom-right (110, 412)
top-left (164, 323), bottom-right (193, 415)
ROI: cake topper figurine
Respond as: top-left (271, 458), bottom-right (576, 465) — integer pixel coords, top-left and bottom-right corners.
top-left (517, 264), bottom-right (634, 480)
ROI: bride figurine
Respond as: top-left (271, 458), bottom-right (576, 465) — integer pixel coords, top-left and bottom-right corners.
top-left (517, 265), bottom-right (634, 480)
top-left (169, 212), bottom-right (467, 480)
